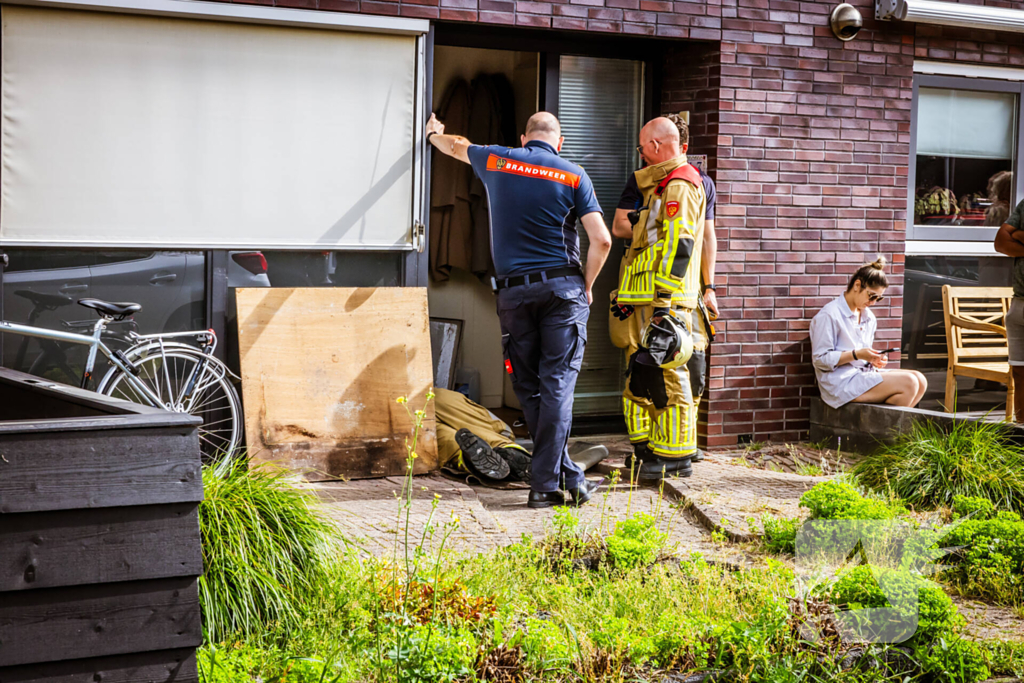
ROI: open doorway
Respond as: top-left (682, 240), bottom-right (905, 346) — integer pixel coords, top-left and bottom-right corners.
top-left (427, 40), bottom-right (645, 429)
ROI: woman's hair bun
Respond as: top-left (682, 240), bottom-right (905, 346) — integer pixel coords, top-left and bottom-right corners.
top-left (869, 255), bottom-right (887, 271)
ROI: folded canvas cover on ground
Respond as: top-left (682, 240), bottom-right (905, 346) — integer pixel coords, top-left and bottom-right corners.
top-left (0, 4), bottom-right (424, 249)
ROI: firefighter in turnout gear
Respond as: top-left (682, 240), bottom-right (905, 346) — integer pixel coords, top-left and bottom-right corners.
top-left (615, 117), bottom-right (707, 481)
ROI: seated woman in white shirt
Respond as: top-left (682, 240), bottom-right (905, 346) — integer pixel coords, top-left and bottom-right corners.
top-left (810, 256), bottom-right (927, 408)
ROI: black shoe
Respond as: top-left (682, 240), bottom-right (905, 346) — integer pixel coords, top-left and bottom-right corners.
top-left (455, 429), bottom-right (509, 480)
top-left (528, 489), bottom-right (565, 508)
top-left (637, 455), bottom-right (692, 482)
top-left (567, 478), bottom-right (600, 506)
top-left (692, 448), bottom-right (706, 463)
top-left (496, 446), bottom-right (532, 482)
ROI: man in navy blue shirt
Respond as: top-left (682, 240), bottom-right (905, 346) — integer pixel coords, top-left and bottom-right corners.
top-left (426, 111), bottom-right (612, 508)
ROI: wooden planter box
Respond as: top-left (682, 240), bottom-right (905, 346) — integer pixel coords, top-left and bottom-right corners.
top-left (0, 368), bottom-right (203, 682)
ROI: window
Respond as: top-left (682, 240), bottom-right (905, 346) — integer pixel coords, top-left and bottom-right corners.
top-left (900, 254), bottom-right (1013, 414)
top-left (910, 75), bottom-right (1024, 241)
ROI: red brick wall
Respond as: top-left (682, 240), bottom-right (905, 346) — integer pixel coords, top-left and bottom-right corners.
top-left (659, 1), bottom-right (916, 447)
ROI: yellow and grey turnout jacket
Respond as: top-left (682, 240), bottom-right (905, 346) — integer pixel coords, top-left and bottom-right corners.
top-left (617, 155), bottom-right (707, 310)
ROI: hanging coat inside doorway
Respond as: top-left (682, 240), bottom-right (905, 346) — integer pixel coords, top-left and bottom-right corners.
top-left (429, 75), bottom-right (513, 281)
top-left (429, 79), bottom-right (473, 282)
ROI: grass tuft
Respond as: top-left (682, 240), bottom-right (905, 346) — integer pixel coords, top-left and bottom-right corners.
top-left (198, 455), bottom-right (337, 642)
top-left (853, 418), bottom-right (1024, 513)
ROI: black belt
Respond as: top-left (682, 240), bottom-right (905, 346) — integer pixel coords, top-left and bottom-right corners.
top-left (492, 266), bottom-right (582, 291)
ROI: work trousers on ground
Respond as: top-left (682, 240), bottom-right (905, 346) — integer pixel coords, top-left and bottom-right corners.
top-left (496, 274), bottom-right (588, 493)
top-left (622, 306), bottom-right (708, 459)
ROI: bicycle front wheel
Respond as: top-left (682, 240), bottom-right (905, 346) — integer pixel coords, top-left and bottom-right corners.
top-left (100, 347), bottom-right (242, 459)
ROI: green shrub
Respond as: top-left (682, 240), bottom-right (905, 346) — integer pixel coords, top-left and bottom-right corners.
top-left (854, 418), bottom-right (1024, 512)
top-left (799, 480), bottom-right (903, 520)
top-left (761, 514), bottom-right (798, 554)
top-left (921, 637), bottom-right (990, 683)
top-left (651, 611), bottom-right (713, 670)
top-left (827, 565), bottom-right (964, 644)
top-left (604, 512), bottom-right (667, 571)
top-left (942, 511), bottom-right (1024, 603)
top-left (520, 618), bottom-right (573, 672)
top-left (952, 494), bottom-right (996, 520)
top-left (199, 456), bottom-right (338, 641)
top-left (589, 615), bottom-right (656, 665)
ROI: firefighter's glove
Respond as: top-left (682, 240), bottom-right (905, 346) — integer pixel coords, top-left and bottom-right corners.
top-left (652, 307), bottom-right (670, 320)
top-left (610, 297), bottom-right (635, 321)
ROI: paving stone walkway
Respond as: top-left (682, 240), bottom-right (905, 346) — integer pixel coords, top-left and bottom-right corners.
top-left (310, 436), bottom-right (822, 558)
top-left (312, 469), bottom-right (723, 559)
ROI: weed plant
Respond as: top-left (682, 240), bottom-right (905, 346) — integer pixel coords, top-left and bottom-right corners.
top-left (198, 454), bottom-right (337, 641)
top-left (854, 418), bottom-right (1024, 512)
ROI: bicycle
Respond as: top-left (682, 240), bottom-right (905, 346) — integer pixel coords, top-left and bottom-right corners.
top-left (0, 297), bottom-right (242, 458)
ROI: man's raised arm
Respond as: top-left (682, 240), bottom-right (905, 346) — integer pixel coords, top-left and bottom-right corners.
top-left (426, 113), bottom-right (472, 165)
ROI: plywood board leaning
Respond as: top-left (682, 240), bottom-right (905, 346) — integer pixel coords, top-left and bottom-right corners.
top-left (235, 287), bottom-right (437, 480)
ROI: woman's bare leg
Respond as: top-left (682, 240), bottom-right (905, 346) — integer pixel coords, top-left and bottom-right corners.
top-left (852, 371), bottom-right (921, 407)
top-left (910, 370), bottom-right (928, 407)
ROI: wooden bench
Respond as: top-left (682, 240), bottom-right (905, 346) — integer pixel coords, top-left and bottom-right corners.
top-left (942, 285), bottom-right (1014, 420)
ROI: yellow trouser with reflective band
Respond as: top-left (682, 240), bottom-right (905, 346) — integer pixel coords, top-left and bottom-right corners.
top-left (622, 307), bottom-right (709, 458)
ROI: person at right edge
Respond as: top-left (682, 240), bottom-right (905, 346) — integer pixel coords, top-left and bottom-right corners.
top-left (994, 194), bottom-right (1024, 421)
top-left (611, 117), bottom-right (707, 481)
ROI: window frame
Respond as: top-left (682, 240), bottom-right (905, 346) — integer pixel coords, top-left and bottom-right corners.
top-left (908, 73), bottom-right (1024, 242)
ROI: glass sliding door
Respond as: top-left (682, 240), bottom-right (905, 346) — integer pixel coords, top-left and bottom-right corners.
top-left (557, 55), bottom-right (643, 415)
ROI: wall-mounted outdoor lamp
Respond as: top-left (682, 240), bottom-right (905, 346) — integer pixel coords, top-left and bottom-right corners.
top-left (830, 3), bottom-right (864, 41)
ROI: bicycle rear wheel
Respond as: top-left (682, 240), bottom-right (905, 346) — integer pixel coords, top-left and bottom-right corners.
top-left (100, 346), bottom-right (241, 459)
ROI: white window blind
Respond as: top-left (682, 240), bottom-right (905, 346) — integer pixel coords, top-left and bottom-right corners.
top-left (917, 87), bottom-right (1016, 159)
top-left (1, 6), bottom-right (422, 249)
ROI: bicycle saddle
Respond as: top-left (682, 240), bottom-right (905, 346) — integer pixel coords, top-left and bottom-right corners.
top-left (14, 290), bottom-right (73, 310)
top-left (77, 298), bottom-right (142, 320)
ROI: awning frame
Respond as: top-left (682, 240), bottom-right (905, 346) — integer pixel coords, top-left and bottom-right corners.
top-left (1, 0), bottom-right (429, 35)
top-left (878, 0), bottom-right (1024, 35)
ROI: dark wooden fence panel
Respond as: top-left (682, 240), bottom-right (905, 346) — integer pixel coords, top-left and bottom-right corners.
top-left (0, 649), bottom-right (198, 683)
top-left (0, 504), bottom-right (202, 591)
top-left (0, 368), bottom-right (204, 681)
top-left (0, 577), bottom-right (201, 667)
top-left (0, 427), bottom-right (202, 514)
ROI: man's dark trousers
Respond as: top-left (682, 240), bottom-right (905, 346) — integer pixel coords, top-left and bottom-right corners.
top-left (496, 273), bottom-right (589, 493)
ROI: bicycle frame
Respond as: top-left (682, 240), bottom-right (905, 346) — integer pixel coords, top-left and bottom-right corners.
top-left (0, 317), bottom-right (165, 406)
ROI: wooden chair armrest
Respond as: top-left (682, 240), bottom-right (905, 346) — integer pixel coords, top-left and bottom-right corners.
top-left (948, 313), bottom-right (1008, 337)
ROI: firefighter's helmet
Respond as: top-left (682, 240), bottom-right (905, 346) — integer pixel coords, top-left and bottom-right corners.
top-left (639, 313), bottom-right (693, 369)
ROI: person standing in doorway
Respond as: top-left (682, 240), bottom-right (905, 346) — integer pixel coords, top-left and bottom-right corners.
top-left (610, 117), bottom-right (711, 478)
top-left (425, 111), bottom-right (612, 508)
